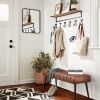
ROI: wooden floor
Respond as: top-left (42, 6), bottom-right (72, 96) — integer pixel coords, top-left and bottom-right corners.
top-left (0, 83), bottom-right (94, 100)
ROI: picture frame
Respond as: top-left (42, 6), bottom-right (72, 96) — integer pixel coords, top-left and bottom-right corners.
top-left (61, 0), bottom-right (70, 13)
top-left (22, 8), bottom-right (41, 34)
top-left (54, 3), bottom-right (62, 15)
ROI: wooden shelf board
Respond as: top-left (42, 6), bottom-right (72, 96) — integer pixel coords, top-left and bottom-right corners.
top-left (51, 10), bottom-right (82, 18)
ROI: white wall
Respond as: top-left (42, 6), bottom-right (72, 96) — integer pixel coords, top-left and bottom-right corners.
top-left (18, 0), bottom-right (44, 83)
top-left (98, 0), bottom-right (100, 47)
top-left (44, 0), bottom-right (100, 99)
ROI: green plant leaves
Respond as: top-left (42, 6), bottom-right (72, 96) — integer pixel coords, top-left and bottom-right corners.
top-left (70, 0), bottom-right (78, 4)
top-left (31, 51), bottom-right (53, 73)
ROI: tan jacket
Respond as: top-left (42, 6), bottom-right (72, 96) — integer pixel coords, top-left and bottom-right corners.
top-left (52, 27), bottom-right (65, 58)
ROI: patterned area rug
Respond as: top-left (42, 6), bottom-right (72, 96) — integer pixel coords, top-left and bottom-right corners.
top-left (0, 87), bottom-right (55, 100)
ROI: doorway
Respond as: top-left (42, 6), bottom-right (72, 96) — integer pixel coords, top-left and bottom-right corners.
top-left (0, 0), bottom-right (18, 86)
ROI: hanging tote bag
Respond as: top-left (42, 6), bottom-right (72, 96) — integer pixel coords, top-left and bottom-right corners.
top-left (72, 23), bottom-right (89, 56)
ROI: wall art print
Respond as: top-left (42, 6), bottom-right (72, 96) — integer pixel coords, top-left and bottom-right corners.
top-left (22, 8), bottom-right (41, 34)
top-left (61, 0), bottom-right (70, 13)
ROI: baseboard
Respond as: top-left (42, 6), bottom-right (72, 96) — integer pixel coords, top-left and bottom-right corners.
top-left (18, 79), bottom-right (35, 84)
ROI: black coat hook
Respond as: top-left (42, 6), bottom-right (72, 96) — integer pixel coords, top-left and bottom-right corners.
top-left (68, 21), bottom-right (71, 27)
top-left (80, 19), bottom-right (83, 24)
top-left (55, 24), bottom-right (57, 28)
top-left (73, 20), bottom-right (77, 26)
top-left (59, 23), bottom-right (62, 26)
top-left (63, 22), bottom-right (66, 28)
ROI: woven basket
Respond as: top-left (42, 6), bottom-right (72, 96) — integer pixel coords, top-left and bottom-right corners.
top-left (34, 72), bottom-right (45, 84)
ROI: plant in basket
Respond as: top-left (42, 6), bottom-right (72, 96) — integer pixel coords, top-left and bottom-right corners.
top-left (31, 51), bottom-right (53, 84)
top-left (70, 0), bottom-right (79, 10)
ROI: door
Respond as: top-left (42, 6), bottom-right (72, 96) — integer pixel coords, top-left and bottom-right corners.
top-left (0, 0), bottom-right (18, 86)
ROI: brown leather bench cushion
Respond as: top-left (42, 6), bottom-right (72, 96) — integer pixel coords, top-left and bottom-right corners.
top-left (54, 70), bottom-right (91, 84)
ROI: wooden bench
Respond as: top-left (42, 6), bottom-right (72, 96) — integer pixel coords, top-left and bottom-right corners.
top-left (43, 69), bottom-right (91, 100)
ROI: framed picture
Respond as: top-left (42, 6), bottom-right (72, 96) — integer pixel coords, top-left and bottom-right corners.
top-left (22, 8), bottom-right (41, 34)
top-left (54, 3), bottom-right (62, 15)
top-left (61, 0), bottom-right (70, 13)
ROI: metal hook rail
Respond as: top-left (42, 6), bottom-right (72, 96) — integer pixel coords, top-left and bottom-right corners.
top-left (51, 10), bottom-right (82, 22)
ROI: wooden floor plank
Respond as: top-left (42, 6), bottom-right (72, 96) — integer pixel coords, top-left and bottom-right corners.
top-left (0, 83), bottom-right (94, 100)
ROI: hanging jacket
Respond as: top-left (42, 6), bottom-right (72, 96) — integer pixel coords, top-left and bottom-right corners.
top-left (52, 27), bottom-right (65, 58)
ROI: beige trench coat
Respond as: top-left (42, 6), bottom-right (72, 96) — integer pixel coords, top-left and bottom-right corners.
top-left (52, 27), bottom-right (65, 58)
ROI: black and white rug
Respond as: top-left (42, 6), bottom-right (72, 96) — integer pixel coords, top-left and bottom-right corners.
top-left (0, 87), bottom-right (55, 100)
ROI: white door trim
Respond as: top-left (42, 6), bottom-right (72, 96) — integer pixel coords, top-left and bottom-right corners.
top-left (10, 0), bottom-right (19, 85)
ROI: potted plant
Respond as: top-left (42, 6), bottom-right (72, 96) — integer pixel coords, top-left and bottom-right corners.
top-left (31, 51), bottom-right (53, 84)
top-left (70, 0), bottom-right (79, 10)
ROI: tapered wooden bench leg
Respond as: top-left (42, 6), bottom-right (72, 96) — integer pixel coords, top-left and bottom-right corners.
top-left (74, 84), bottom-right (76, 100)
top-left (85, 83), bottom-right (89, 98)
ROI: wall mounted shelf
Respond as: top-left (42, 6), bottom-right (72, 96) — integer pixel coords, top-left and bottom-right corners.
top-left (51, 10), bottom-right (82, 22)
